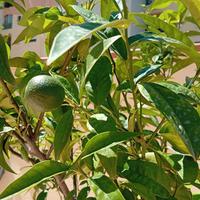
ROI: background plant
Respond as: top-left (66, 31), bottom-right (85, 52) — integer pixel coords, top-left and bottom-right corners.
top-left (0, 0), bottom-right (199, 199)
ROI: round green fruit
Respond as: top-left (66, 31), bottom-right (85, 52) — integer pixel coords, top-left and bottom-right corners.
top-left (24, 75), bottom-right (65, 113)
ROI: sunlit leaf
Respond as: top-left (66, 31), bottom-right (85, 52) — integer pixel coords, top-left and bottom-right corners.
top-left (138, 83), bottom-right (200, 159)
top-left (47, 20), bottom-right (129, 65)
top-left (0, 160), bottom-right (69, 200)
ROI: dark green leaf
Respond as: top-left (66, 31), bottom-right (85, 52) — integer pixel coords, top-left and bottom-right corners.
top-left (77, 187), bottom-right (90, 200)
top-left (85, 56), bottom-right (112, 105)
top-left (0, 160), bottom-right (69, 200)
top-left (54, 108), bottom-right (73, 160)
top-left (88, 174), bottom-right (125, 200)
top-left (36, 191), bottom-right (47, 200)
top-left (0, 135), bottom-right (15, 173)
top-left (84, 36), bottom-right (120, 83)
top-left (0, 35), bottom-right (15, 84)
top-left (157, 82), bottom-right (200, 104)
top-left (120, 160), bottom-right (176, 198)
top-left (155, 152), bottom-right (199, 183)
top-left (138, 83), bottom-right (200, 159)
top-left (80, 131), bottom-right (140, 159)
top-left (88, 113), bottom-right (116, 133)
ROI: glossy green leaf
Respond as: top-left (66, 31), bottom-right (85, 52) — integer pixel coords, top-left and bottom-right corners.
top-left (0, 160), bottom-right (69, 200)
top-left (54, 108), bottom-right (73, 160)
top-left (120, 160), bottom-right (177, 198)
top-left (88, 174), bottom-right (125, 200)
top-left (0, 35), bottom-right (15, 84)
top-left (157, 82), bottom-right (200, 104)
top-left (47, 20), bottom-right (128, 65)
top-left (0, 135), bottom-right (15, 173)
top-left (53, 74), bottom-right (80, 104)
top-left (138, 83), bottom-right (200, 158)
top-left (85, 56), bottom-right (112, 105)
top-left (134, 64), bottom-right (162, 83)
top-left (103, 28), bottom-right (127, 60)
top-left (80, 131), bottom-right (140, 159)
top-left (72, 5), bottom-right (127, 60)
top-left (88, 113), bottom-right (116, 133)
top-left (135, 14), bottom-right (194, 48)
top-left (85, 36), bottom-right (120, 81)
top-left (180, 0), bottom-right (200, 27)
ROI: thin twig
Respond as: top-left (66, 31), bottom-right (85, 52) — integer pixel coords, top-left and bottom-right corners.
top-left (46, 144), bottom-right (54, 159)
top-left (108, 50), bottom-right (131, 112)
top-left (147, 117), bottom-right (166, 145)
top-left (0, 78), bottom-right (33, 136)
top-left (60, 46), bottom-right (76, 75)
top-left (32, 112), bottom-right (44, 141)
top-left (9, 146), bottom-right (35, 164)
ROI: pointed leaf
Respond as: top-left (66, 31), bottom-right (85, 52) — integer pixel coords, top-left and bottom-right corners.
top-left (47, 20), bottom-right (128, 65)
top-left (85, 36), bottom-right (120, 80)
top-left (85, 56), bottom-right (112, 105)
top-left (0, 160), bottom-right (69, 200)
top-left (80, 131), bottom-right (140, 159)
top-left (180, 0), bottom-right (200, 27)
top-left (135, 14), bottom-right (194, 48)
top-left (88, 174), bottom-right (125, 200)
top-left (0, 135), bottom-right (15, 173)
top-left (138, 83), bottom-right (200, 158)
top-left (54, 108), bottom-right (73, 160)
top-left (157, 82), bottom-right (200, 104)
top-left (72, 5), bottom-right (107, 23)
top-left (0, 35), bottom-right (15, 84)
top-left (120, 160), bottom-right (178, 198)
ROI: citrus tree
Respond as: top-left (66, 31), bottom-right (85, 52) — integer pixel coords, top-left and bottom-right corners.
top-left (0, 0), bottom-right (200, 199)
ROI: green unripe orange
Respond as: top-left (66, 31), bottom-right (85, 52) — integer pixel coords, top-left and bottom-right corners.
top-left (24, 75), bottom-right (65, 113)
